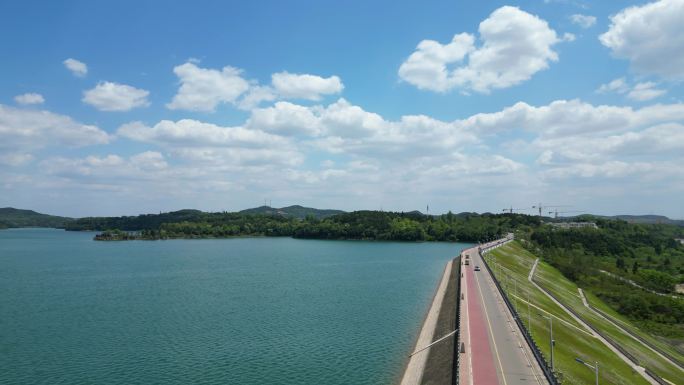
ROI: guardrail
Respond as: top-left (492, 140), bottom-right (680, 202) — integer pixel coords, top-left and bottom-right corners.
top-left (587, 302), bottom-right (684, 370)
top-left (644, 368), bottom-right (671, 385)
top-left (532, 274), bottom-right (669, 385)
top-left (479, 236), bottom-right (560, 385)
top-left (539, 284), bottom-right (640, 364)
top-left (453, 255), bottom-right (462, 385)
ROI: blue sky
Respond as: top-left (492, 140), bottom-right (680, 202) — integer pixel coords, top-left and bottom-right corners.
top-left (1, 0), bottom-right (683, 218)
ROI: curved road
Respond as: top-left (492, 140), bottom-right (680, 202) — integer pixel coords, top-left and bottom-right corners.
top-left (460, 242), bottom-right (547, 385)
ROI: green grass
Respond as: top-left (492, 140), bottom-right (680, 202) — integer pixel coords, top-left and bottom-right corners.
top-left (585, 290), bottom-right (684, 363)
top-left (487, 242), bottom-right (653, 385)
top-left (528, 248), bottom-right (684, 383)
top-left (494, 241), bottom-right (684, 383)
top-left (488, 246), bottom-right (581, 329)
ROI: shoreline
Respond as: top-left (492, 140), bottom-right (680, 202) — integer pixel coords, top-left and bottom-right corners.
top-left (399, 256), bottom-right (459, 385)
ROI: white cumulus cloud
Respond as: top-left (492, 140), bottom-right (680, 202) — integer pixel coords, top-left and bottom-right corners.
top-left (271, 72), bottom-right (344, 100)
top-left (8, 93), bottom-right (684, 215)
top-left (63, 58), bottom-right (88, 77)
top-left (0, 104), bottom-right (110, 149)
top-left (14, 93), bottom-right (45, 105)
top-left (167, 62), bottom-right (250, 112)
top-left (237, 85), bottom-right (278, 110)
top-left (117, 119), bottom-right (301, 169)
top-left (459, 99), bottom-right (684, 144)
top-left (627, 82), bottom-right (667, 101)
top-left (248, 101), bottom-right (321, 136)
top-left (82, 81), bottom-right (150, 111)
top-left (43, 152), bottom-right (168, 180)
top-left (569, 14), bottom-right (596, 28)
top-left (397, 33), bottom-right (474, 92)
top-left (166, 61), bottom-right (345, 111)
top-left (596, 78), bottom-right (666, 101)
top-left (597, 77), bottom-right (629, 94)
top-left (599, 0), bottom-right (684, 80)
top-left (399, 6), bottom-right (564, 93)
top-left (117, 119), bottom-right (288, 148)
top-left (129, 151), bottom-right (169, 170)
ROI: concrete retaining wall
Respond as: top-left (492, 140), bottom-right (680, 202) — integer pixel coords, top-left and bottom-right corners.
top-left (399, 256), bottom-right (461, 385)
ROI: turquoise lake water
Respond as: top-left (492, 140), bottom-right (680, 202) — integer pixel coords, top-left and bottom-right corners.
top-left (0, 228), bottom-right (471, 384)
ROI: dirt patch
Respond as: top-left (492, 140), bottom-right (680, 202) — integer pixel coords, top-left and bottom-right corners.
top-left (675, 284), bottom-right (684, 295)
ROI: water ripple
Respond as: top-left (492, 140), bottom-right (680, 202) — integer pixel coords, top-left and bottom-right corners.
top-left (0, 229), bottom-right (471, 385)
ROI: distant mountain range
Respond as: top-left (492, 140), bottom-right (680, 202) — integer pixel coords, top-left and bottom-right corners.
top-left (239, 205), bottom-right (344, 219)
top-left (1, 206), bottom-right (682, 229)
top-left (608, 215), bottom-right (684, 226)
top-left (64, 205), bottom-right (345, 231)
top-left (0, 207), bottom-right (74, 229)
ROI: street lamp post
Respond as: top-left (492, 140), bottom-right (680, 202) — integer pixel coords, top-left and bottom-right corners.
top-left (539, 313), bottom-right (555, 371)
top-left (527, 290), bottom-right (531, 331)
top-left (514, 278), bottom-right (518, 310)
top-left (575, 357), bottom-right (599, 385)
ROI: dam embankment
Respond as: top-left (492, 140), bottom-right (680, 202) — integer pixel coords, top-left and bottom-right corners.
top-left (400, 256), bottom-right (461, 385)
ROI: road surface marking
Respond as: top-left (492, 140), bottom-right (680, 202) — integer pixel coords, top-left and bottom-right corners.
top-left (474, 258), bottom-right (509, 385)
top-left (464, 259), bottom-right (474, 384)
top-left (484, 253), bottom-right (545, 385)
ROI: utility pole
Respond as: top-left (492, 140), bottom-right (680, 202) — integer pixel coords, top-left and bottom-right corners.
top-left (575, 358), bottom-right (599, 385)
top-left (514, 278), bottom-right (518, 310)
top-left (596, 361), bottom-right (599, 385)
top-left (550, 316), bottom-right (555, 371)
top-left (527, 290), bottom-right (531, 331)
top-left (539, 313), bottom-right (555, 371)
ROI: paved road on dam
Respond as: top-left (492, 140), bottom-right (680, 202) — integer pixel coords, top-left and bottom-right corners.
top-left (460, 243), bottom-right (547, 385)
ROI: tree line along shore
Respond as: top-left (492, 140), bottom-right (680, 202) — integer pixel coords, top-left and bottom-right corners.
top-left (3, 206), bottom-right (683, 343)
top-left (86, 210), bottom-right (537, 242)
top-left (87, 210), bottom-right (684, 343)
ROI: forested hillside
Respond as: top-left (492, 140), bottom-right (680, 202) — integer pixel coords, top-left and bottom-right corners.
top-left (525, 218), bottom-right (684, 338)
top-left (66, 209), bottom-right (206, 231)
top-left (292, 210), bottom-right (540, 241)
top-left (91, 211), bottom-right (541, 243)
top-left (68, 206), bottom-right (342, 230)
top-left (0, 208), bottom-right (73, 228)
top-left (238, 205), bottom-right (344, 219)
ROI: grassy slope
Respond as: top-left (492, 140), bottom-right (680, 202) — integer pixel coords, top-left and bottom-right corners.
top-left (585, 291), bottom-right (684, 361)
top-left (487, 243), bottom-right (652, 385)
top-left (534, 258), bottom-right (684, 383)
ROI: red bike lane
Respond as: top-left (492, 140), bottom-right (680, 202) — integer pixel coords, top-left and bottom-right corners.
top-left (465, 261), bottom-right (500, 385)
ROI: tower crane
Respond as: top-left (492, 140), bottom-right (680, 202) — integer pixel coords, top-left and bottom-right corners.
top-left (548, 210), bottom-right (582, 219)
top-left (532, 203), bottom-right (571, 217)
top-left (502, 207), bottom-right (527, 214)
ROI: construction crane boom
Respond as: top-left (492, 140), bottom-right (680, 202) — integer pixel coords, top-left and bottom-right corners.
top-left (532, 203), bottom-right (571, 217)
top-left (548, 210), bottom-right (582, 219)
top-left (502, 206), bottom-right (526, 214)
